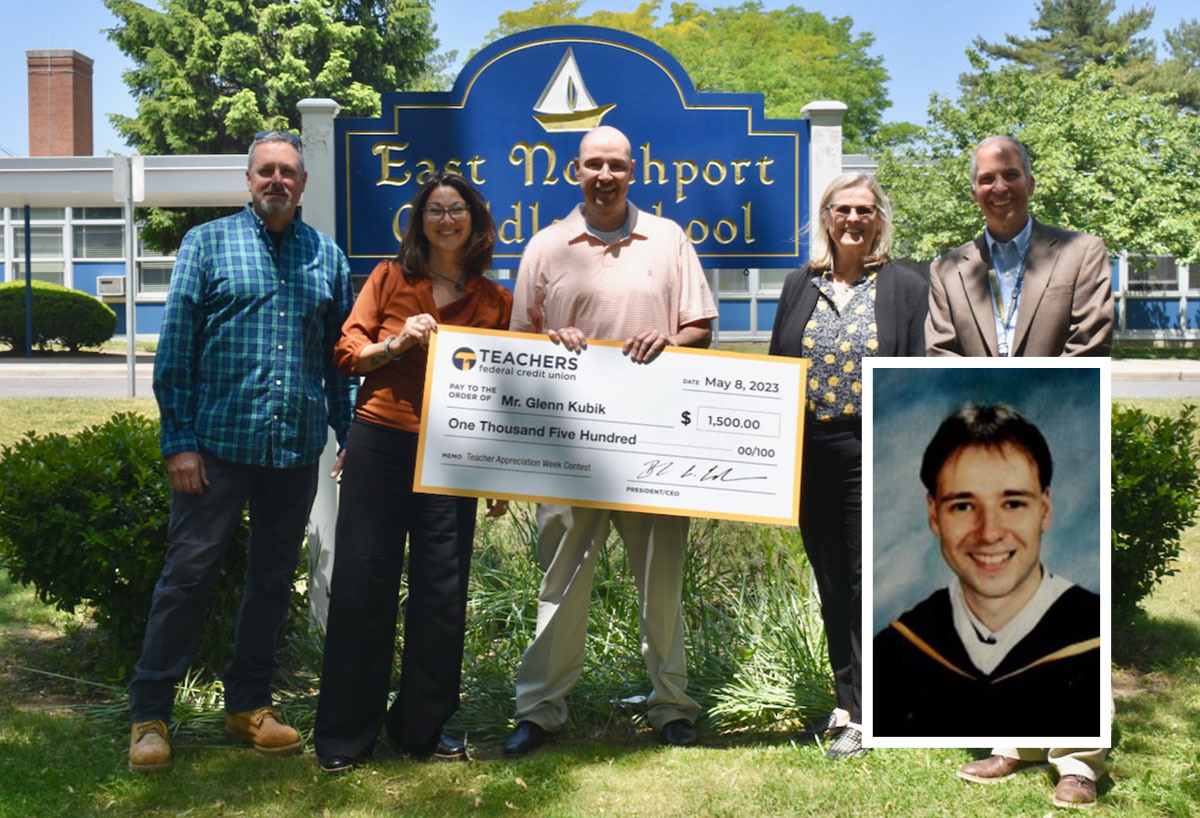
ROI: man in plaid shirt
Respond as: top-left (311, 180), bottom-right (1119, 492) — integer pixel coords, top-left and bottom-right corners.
top-left (128, 131), bottom-right (353, 772)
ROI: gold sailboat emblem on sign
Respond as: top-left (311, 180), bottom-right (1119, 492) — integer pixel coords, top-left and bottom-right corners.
top-left (532, 47), bottom-right (616, 132)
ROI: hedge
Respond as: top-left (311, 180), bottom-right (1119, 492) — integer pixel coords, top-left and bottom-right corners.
top-left (0, 279), bottom-right (117, 352)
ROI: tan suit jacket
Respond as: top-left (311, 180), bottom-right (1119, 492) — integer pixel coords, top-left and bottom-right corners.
top-left (926, 220), bottom-right (1114, 357)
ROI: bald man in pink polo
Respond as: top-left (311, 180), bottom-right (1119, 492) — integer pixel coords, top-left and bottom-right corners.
top-left (502, 125), bottom-right (717, 756)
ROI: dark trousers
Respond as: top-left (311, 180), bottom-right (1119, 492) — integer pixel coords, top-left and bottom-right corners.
top-left (800, 418), bottom-right (862, 723)
top-left (129, 450), bottom-right (319, 722)
top-left (314, 419), bottom-right (477, 759)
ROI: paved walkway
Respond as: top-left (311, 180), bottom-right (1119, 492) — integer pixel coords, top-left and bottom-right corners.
top-left (1110, 360), bottom-right (1200, 398)
top-left (1, 353), bottom-right (1198, 398)
top-left (0, 354), bottom-right (155, 398)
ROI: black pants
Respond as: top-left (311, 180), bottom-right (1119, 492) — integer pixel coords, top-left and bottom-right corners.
top-left (314, 419), bottom-right (477, 758)
top-left (131, 450), bottom-right (318, 722)
top-left (799, 418), bottom-right (862, 723)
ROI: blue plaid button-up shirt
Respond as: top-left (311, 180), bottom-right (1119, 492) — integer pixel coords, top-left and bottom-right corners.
top-left (153, 205), bottom-right (353, 467)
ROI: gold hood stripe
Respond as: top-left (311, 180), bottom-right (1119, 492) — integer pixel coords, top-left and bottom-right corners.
top-left (890, 621), bottom-right (976, 680)
top-left (991, 638), bottom-right (1101, 685)
top-left (891, 622), bottom-right (1100, 685)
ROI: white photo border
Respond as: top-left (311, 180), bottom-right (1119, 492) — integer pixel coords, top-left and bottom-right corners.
top-left (862, 357), bottom-right (1111, 749)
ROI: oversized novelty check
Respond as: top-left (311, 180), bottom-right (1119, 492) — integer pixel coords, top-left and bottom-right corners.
top-left (415, 327), bottom-right (808, 525)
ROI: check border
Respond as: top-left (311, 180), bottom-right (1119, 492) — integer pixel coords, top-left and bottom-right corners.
top-left (414, 326), bottom-right (808, 525)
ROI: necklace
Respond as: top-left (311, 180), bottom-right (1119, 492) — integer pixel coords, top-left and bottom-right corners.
top-left (429, 268), bottom-right (465, 293)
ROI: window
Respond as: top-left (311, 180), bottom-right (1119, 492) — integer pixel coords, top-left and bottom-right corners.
top-left (1127, 255), bottom-right (1179, 292)
top-left (78, 207), bottom-right (122, 220)
top-left (137, 259), bottom-right (174, 294)
top-left (758, 269), bottom-right (790, 292)
top-left (12, 225), bottom-right (65, 285)
top-left (74, 207), bottom-right (126, 260)
top-left (27, 207), bottom-right (65, 220)
top-left (136, 231), bottom-right (176, 296)
top-left (709, 268), bottom-right (750, 294)
top-left (1187, 263), bottom-right (1200, 292)
top-left (73, 224), bottom-right (124, 259)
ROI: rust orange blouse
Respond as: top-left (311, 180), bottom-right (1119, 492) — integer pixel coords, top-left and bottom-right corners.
top-left (334, 260), bottom-right (513, 433)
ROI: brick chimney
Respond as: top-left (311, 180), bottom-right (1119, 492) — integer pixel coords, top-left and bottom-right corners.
top-left (27, 49), bottom-right (94, 157)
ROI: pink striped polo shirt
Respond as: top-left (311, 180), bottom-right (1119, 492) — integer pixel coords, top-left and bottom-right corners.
top-left (510, 203), bottom-right (717, 341)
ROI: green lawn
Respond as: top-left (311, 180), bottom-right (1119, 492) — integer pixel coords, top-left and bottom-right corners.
top-left (0, 398), bottom-right (1196, 816)
top-left (0, 398), bottom-right (158, 449)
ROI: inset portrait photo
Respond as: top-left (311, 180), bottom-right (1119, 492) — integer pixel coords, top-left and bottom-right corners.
top-left (862, 359), bottom-right (1110, 748)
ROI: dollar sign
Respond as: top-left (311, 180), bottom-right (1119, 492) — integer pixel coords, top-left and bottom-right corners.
top-left (680, 410), bottom-right (692, 426)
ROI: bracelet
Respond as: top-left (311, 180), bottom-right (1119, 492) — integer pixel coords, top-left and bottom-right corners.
top-left (382, 335), bottom-right (403, 361)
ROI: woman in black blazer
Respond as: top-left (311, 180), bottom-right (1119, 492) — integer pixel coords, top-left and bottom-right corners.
top-left (769, 172), bottom-right (927, 757)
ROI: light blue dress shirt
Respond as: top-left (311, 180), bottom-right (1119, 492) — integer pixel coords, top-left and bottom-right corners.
top-left (985, 218), bottom-right (1033, 356)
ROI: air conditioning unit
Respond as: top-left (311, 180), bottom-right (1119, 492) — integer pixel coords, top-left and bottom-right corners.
top-left (96, 276), bottom-right (126, 297)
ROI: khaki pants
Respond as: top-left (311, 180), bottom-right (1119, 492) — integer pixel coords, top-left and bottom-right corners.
top-left (513, 504), bottom-right (701, 731)
top-left (995, 748), bottom-right (1108, 781)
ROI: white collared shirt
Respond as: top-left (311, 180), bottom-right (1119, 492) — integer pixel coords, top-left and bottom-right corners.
top-left (949, 568), bottom-right (1072, 675)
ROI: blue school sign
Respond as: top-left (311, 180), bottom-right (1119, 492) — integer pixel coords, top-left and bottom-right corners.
top-left (335, 26), bottom-right (809, 271)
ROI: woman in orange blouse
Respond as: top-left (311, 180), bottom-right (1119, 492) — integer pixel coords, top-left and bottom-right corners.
top-left (314, 173), bottom-right (512, 773)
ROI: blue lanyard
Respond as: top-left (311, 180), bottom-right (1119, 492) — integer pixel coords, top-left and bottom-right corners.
top-left (988, 265), bottom-right (1024, 356)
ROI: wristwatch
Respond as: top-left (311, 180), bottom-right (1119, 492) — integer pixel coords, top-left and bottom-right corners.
top-left (382, 335), bottom-right (404, 360)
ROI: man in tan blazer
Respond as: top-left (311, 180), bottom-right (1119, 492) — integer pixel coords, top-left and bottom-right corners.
top-left (926, 136), bottom-right (1114, 357)
top-left (926, 135), bottom-right (1112, 809)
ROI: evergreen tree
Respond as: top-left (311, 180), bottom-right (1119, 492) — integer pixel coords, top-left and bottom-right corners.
top-left (1129, 18), bottom-right (1200, 110)
top-left (970, 0), bottom-right (1155, 78)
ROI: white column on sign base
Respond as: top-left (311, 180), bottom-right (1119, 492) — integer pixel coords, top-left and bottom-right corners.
top-left (801, 100), bottom-right (847, 249)
top-left (299, 97), bottom-right (343, 629)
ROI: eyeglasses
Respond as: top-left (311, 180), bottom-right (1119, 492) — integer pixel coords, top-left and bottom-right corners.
top-left (425, 204), bottom-right (470, 221)
top-left (829, 204), bottom-right (877, 218)
top-left (252, 130), bottom-right (302, 148)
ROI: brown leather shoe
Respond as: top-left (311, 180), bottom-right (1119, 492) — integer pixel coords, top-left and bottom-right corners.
top-left (224, 707), bottom-right (301, 755)
top-left (129, 720), bottom-right (172, 772)
top-left (957, 754), bottom-right (1039, 783)
top-left (1052, 774), bottom-right (1097, 809)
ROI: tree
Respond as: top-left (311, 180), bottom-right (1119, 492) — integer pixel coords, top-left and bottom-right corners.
top-left (971, 0), bottom-right (1155, 78)
top-left (875, 57), bottom-right (1200, 263)
top-left (965, 1), bottom-right (1200, 111)
top-left (485, 1), bottom-right (893, 148)
top-left (104, 0), bottom-right (440, 250)
top-left (1126, 18), bottom-right (1200, 110)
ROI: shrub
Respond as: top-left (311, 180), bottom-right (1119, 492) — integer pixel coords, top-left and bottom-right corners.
top-left (0, 413), bottom-right (249, 677)
top-left (1111, 404), bottom-right (1200, 622)
top-left (0, 280), bottom-right (117, 352)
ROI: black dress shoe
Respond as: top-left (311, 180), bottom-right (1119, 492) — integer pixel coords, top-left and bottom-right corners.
top-left (660, 719), bottom-right (697, 747)
top-left (319, 755), bottom-right (356, 774)
top-left (433, 733), bottom-right (468, 761)
top-left (502, 721), bottom-right (551, 756)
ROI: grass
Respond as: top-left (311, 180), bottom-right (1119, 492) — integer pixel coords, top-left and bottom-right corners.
top-left (1, 397), bottom-right (1198, 815)
top-left (98, 339), bottom-right (158, 355)
top-left (0, 398), bottom-right (157, 450)
top-left (1111, 345), bottom-right (1200, 360)
top-left (0, 339), bottom-right (157, 356)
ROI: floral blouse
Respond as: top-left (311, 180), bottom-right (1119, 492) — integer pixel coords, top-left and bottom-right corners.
top-left (799, 269), bottom-right (880, 421)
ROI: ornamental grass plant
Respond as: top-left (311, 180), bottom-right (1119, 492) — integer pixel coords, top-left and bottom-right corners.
top-left (448, 505), bottom-right (832, 740)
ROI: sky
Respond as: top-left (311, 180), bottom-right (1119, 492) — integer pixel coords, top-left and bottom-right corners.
top-left (1, 0), bottom-right (1195, 158)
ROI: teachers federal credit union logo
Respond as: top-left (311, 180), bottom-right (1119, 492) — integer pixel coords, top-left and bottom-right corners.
top-left (452, 348), bottom-right (478, 371)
